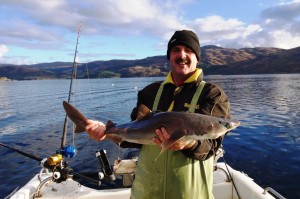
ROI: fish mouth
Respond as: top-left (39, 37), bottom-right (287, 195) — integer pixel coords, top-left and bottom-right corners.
top-left (228, 120), bottom-right (240, 129)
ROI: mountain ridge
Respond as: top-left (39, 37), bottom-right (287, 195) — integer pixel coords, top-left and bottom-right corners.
top-left (1, 45), bottom-right (299, 80)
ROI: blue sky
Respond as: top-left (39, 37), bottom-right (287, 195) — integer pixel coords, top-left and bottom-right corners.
top-left (0, 0), bottom-right (300, 65)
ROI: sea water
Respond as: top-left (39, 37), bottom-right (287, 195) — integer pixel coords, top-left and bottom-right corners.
top-left (0, 74), bottom-right (299, 198)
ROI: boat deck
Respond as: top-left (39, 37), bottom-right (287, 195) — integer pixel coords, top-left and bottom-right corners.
top-left (9, 162), bottom-right (278, 199)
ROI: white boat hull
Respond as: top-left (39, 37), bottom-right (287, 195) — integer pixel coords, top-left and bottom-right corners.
top-left (9, 162), bottom-right (278, 199)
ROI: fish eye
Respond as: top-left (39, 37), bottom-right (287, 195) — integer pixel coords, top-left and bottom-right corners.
top-left (224, 123), bottom-right (231, 129)
top-left (218, 121), bottom-right (231, 129)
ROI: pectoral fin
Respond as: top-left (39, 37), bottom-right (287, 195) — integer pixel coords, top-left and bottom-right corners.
top-left (155, 131), bottom-right (186, 161)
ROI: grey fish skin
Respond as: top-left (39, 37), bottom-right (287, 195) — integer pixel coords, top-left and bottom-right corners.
top-left (63, 101), bottom-right (240, 151)
top-left (106, 111), bottom-right (239, 150)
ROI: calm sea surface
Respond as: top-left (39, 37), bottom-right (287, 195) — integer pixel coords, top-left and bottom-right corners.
top-left (0, 74), bottom-right (299, 198)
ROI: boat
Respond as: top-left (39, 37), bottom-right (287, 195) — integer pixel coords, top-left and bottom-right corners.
top-left (8, 165), bottom-right (277, 199)
top-left (5, 147), bottom-right (285, 199)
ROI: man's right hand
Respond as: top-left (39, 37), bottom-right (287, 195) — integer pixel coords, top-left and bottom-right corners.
top-left (85, 119), bottom-right (106, 141)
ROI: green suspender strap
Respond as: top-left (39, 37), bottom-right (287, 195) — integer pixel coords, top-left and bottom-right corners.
top-left (188, 80), bottom-right (206, 113)
top-left (152, 82), bottom-right (166, 112)
top-left (152, 80), bottom-right (206, 112)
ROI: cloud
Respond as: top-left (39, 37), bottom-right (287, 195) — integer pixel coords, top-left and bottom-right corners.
top-left (0, 45), bottom-right (9, 58)
top-left (189, 16), bottom-right (262, 48)
top-left (1, 0), bottom-right (300, 65)
top-left (0, 20), bottom-right (63, 48)
top-left (260, 0), bottom-right (300, 33)
top-left (75, 0), bottom-right (187, 38)
top-left (255, 0), bottom-right (300, 48)
top-left (261, 0), bottom-right (300, 21)
top-left (1, 0), bottom-right (181, 35)
top-left (187, 0), bottom-right (300, 49)
top-left (0, 0), bottom-right (185, 47)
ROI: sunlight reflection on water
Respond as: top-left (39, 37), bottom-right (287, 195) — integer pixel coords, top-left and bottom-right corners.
top-left (0, 74), bottom-right (299, 198)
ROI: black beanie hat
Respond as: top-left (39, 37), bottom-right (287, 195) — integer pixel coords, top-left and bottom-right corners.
top-left (167, 30), bottom-right (200, 61)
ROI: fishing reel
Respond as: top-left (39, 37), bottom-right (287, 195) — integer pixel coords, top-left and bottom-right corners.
top-left (57, 145), bottom-right (77, 158)
top-left (40, 153), bottom-right (73, 183)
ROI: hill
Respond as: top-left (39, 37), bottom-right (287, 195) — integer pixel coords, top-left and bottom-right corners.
top-left (0, 45), bottom-right (299, 80)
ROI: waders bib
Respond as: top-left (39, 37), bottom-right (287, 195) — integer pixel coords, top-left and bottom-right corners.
top-left (130, 80), bottom-right (214, 199)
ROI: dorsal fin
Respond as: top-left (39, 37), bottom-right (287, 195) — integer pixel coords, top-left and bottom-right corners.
top-left (106, 120), bottom-right (116, 128)
top-left (137, 112), bottom-right (155, 121)
top-left (136, 104), bottom-right (152, 120)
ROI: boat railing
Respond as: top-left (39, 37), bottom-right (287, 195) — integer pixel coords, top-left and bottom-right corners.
top-left (263, 187), bottom-right (286, 199)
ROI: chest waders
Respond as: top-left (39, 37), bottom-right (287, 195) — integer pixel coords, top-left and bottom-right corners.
top-left (130, 81), bottom-right (214, 199)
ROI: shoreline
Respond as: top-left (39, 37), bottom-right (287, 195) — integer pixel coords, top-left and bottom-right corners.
top-left (0, 77), bottom-right (11, 81)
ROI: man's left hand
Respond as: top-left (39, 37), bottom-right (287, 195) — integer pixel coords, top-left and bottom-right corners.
top-left (152, 127), bottom-right (196, 150)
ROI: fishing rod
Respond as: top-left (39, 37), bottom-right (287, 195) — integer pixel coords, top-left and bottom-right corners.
top-left (0, 142), bottom-right (42, 162)
top-left (0, 142), bottom-right (102, 185)
top-left (0, 142), bottom-right (64, 179)
top-left (55, 24), bottom-right (115, 184)
top-left (60, 23), bottom-right (82, 158)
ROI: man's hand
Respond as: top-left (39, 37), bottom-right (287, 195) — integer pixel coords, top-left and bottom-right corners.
top-left (85, 119), bottom-right (107, 141)
top-left (152, 127), bottom-right (196, 150)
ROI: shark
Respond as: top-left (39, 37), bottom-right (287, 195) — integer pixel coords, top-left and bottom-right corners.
top-left (63, 101), bottom-right (240, 154)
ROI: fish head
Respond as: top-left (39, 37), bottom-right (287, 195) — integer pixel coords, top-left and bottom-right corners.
top-left (220, 119), bottom-right (240, 131)
top-left (212, 119), bottom-right (240, 138)
top-left (200, 118), bottom-right (240, 139)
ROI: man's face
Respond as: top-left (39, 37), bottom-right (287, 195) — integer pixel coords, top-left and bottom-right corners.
top-left (169, 45), bottom-right (198, 80)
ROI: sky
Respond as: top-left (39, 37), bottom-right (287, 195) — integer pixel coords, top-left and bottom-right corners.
top-left (1, 0), bottom-right (300, 65)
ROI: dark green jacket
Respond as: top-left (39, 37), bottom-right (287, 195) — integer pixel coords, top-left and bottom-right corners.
top-left (123, 69), bottom-right (231, 161)
top-left (129, 68), bottom-right (230, 199)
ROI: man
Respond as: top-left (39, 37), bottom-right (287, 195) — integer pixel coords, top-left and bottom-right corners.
top-left (86, 30), bottom-right (230, 199)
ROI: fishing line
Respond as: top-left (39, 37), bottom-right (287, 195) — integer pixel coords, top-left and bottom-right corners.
top-left (84, 60), bottom-right (96, 119)
top-left (86, 64), bottom-right (100, 150)
top-left (81, 55), bottom-right (99, 149)
top-left (220, 150), bottom-right (241, 199)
